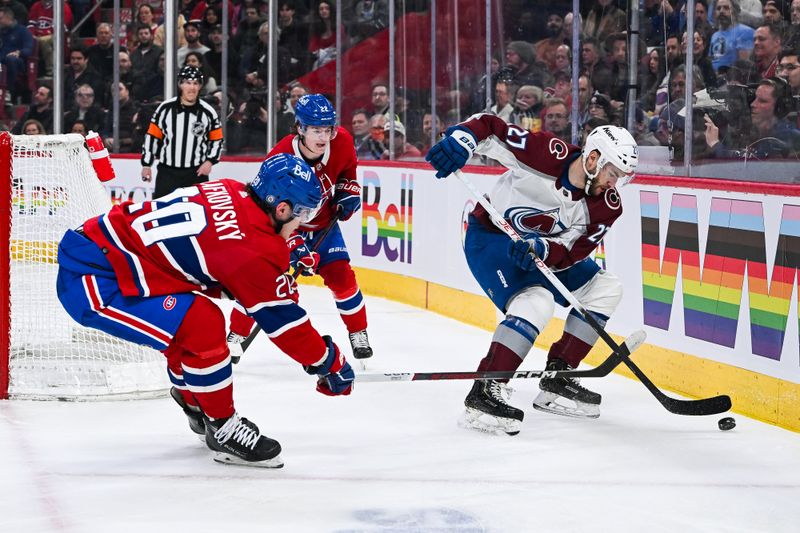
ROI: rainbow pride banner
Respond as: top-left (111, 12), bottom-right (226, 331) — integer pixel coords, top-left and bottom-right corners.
top-left (640, 191), bottom-right (800, 361)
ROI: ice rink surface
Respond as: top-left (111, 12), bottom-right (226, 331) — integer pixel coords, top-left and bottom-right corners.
top-left (2, 286), bottom-right (799, 533)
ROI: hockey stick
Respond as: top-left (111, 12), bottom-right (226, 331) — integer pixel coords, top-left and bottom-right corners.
top-left (453, 170), bottom-right (731, 416)
top-left (239, 218), bottom-right (339, 354)
top-left (358, 329), bottom-right (646, 383)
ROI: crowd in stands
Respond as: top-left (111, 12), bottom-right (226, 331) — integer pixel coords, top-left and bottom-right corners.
top-left (1, 0), bottom-right (799, 164)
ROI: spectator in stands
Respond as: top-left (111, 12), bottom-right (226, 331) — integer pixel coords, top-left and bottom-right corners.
top-left (352, 0), bottom-right (387, 43)
top-left (665, 33), bottom-right (683, 71)
top-left (777, 47), bottom-right (800, 95)
top-left (419, 111), bottom-right (443, 155)
top-left (642, 0), bottom-right (681, 47)
top-left (710, 0), bottom-right (755, 72)
top-left (184, 51), bottom-right (218, 96)
top-left (204, 25), bottom-right (238, 91)
top-left (360, 112), bottom-right (387, 159)
top-left (533, 12), bottom-right (567, 71)
top-left (682, 29), bottom-right (720, 89)
top-left (510, 85), bottom-right (544, 132)
top-left (244, 21), bottom-right (293, 88)
top-left (64, 46), bottom-right (105, 109)
top-left (199, 5), bottom-right (221, 46)
top-left (131, 25), bottom-right (163, 102)
top-left (87, 23), bottom-right (119, 81)
top-left (491, 80), bottom-right (515, 122)
top-left (101, 82), bottom-right (136, 153)
top-left (579, 37), bottom-right (612, 96)
top-left (20, 118), bottom-right (44, 134)
top-left (507, 9), bottom-right (537, 43)
top-left (785, 0), bottom-right (800, 50)
top-left (705, 77), bottom-right (800, 157)
top-left (753, 23), bottom-right (783, 79)
top-left (233, 4), bottom-right (264, 77)
top-left (640, 48), bottom-right (667, 112)
top-left (763, 0), bottom-right (786, 28)
top-left (580, 116), bottom-right (610, 145)
top-left (0, 0), bottom-right (26, 26)
top-left (27, 0), bottom-right (72, 77)
top-left (693, 0), bottom-right (716, 44)
top-left (549, 70), bottom-right (572, 104)
top-left (633, 106), bottom-right (661, 146)
top-left (309, 1), bottom-right (343, 69)
top-left (178, 20), bottom-right (210, 68)
top-left (278, 1), bottom-right (309, 75)
top-left (11, 84), bottom-right (52, 134)
top-left (553, 44), bottom-right (571, 76)
top-left (115, 50), bottom-right (135, 96)
top-left (350, 108), bottom-right (371, 158)
top-left (70, 119), bottom-right (87, 136)
top-left (577, 74), bottom-right (594, 125)
top-left (504, 41), bottom-right (549, 88)
top-left (587, 91), bottom-right (613, 123)
top-left (542, 97), bottom-right (571, 143)
top-left (370, 82), bottom-right (389, 115)
top-left (64, 83), bottom-right (105, 134)
top-left (132, 2), bottom-right (178, 50)
top-left (605, 32), bottom-right (629, 103)
top-left (382, 120), bottom-right (421, 160)
top-left (0, 7), bottom-right (33, 101)
top-left (583, 0), bottom-right (627, 43)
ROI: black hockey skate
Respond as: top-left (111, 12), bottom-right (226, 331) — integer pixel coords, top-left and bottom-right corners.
top-left (349, 329), bottom-right (373, 359)
top-left (170, 387), bottom-right (205, 436)
top-left (533, 358), bottom-right (602, 419)
top-left (462, 380), bottom-right (524, 436)
top-left (205, 412), bottom-right (283, 468)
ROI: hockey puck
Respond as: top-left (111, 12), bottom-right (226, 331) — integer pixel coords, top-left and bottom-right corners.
top-left (718, 417), bottom-right (736, 431)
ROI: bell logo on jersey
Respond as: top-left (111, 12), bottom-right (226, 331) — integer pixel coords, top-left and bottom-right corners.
top-left (293, 163), bottom-right (312, 182)
top-left (163, 295), bottom-right (177, 310)
top-left (505, 206), bottom-right (565, 236)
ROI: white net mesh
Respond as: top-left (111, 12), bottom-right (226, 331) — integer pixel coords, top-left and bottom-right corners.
top-left (6, 134), bottom-right (168, 399)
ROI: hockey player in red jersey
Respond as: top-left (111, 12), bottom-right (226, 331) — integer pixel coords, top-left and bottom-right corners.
top-left (56, 153), bottom-right (355, 467)
top-left (227, 94), bottom-right (373, 362)
top-left (426, 116), bottom-right (639, 434)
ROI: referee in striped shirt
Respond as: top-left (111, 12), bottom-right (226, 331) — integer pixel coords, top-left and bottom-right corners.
top-left (141, 65), bottom-right (224, 198)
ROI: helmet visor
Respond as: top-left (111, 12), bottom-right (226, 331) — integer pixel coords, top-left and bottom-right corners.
top-left (299, 124), bottom-right (338, 140)
top-left (291, 198), bottom-right (323, 223)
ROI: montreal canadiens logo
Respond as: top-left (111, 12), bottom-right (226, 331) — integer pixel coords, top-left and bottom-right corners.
top-left (604, 188), bottom-right (621, 210)
top-left (163, 295), bottom-right (177, 311)
top-left (506, 206), bottom-right (563, 235)
top-left (549, 138), bottom-right (569, 160)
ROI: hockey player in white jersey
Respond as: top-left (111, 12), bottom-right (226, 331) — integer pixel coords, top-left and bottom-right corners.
top-left (426, 114), bottom-right (638, 435)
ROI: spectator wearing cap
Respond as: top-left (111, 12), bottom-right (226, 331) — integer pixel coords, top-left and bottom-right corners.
top-left (381, 121), bottom-right (421, 160)
top-left (141, 65), bottom-right (224, 198)
top-left (504, 41), bottom-right (550, 88)
top-left (533, 12), bottom-right (567, 71)
top-left (178, 19), bottom-right (211, 67)
top-left (587, 91), bottom-right (613, 123)
top-left (785, 0), bottom-right (800, 50)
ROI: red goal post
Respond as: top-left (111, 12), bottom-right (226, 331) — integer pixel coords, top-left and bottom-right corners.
top-left (0, 132), bottom-right (167, 400)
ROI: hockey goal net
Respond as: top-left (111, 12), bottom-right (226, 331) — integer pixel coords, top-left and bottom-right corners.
top-left (0, 132), bottom-right (168, 399)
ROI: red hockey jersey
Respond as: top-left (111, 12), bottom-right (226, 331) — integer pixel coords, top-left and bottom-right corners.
top-left (269, 127), bottom-right (358, 232)
top-left (82, 179), bottom-right (327, 365)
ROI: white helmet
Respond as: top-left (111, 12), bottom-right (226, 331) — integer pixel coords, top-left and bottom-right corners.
top-left (582, 125), bottom-right (639, 193)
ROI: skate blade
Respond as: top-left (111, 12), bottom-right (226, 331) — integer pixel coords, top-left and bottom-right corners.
top-left (212, 452), bottom-right (284, 468)
top-left (459, 407), bottom-right (521, 436)
top-left (532, 392), bottom-right (600, 419)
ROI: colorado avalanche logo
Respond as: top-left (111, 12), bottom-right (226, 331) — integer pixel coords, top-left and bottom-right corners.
top-left (505, 206), bottom-right (564, 236)
top-left (604, 188), bottom-right (621, 210)
top-left (163, 295), bottom-right (177, 311)
top-left (549, 138), bottom-right (569, 160)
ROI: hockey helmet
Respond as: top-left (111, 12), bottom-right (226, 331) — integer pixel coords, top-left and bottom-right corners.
top-left (250, 153), bottom-right (323, 223)
top-left (178, 65), bottom-right (204, 85)
top-left (582, 125), bottom-right (638, 192)
top-left (295, 94), bottom-right (338, 139)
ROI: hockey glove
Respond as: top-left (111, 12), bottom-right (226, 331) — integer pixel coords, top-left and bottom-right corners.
top-left (303, 335), bottom-right (354, 396)
top-left (507, 236), bottom-right (549, 271)
top-left (287, 234), bottom-right (320, 276)
top-left (334, 180), bottom-right (362, 221)
top-left (425, 125), bottom-right (477, 178)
